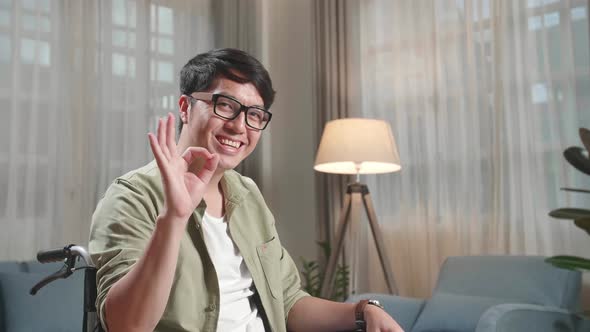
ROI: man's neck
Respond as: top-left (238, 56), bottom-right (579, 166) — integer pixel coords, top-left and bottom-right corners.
top-left (203, 171), bottom-right (225, 218)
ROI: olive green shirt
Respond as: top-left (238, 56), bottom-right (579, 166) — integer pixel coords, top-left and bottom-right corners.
top-left (89, 161), bottom-right (309, 331)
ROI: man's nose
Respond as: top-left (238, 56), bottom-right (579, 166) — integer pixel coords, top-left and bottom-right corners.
top-left (225, 111), bottom-right (246, 133)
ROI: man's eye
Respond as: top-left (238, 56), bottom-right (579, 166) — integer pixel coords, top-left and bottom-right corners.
top-left (248, 111), bottom-right (263, 120)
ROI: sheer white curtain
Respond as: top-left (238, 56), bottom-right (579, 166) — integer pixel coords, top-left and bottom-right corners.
top-left (0, 0), bottom-right (219, 261)
top-left (354, 0), bottom-right (590, 298)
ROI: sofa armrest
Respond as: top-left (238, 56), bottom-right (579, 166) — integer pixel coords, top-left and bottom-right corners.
top-left (476, 303), bottom-right (588, 332)
top-left (346, 293), bottom-right (425, 331)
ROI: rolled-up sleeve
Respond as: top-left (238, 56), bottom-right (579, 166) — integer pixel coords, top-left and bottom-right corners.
top-left (280, 246), bottom-right (311, 323)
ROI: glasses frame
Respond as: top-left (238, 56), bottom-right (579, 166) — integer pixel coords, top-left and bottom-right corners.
top-left (189, 92), bottom-right (272, 130)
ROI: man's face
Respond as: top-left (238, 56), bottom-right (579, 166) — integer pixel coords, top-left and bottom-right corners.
top-left (178, 77), bottom-right (264, 171)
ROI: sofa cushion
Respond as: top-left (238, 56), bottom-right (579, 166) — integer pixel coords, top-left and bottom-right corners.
top-left (411, 292), bottom-right (512, 332)
top-left (0, 261), bottom-right (27, 273)
top-left (24, 261), bottom-right (68, 274)
top-left (0, 262), bottom-right (26, 330)
top-left (0, 271), bottom-right (84, 332)
top-left (478, 303), bottom-right (580, 332)
top-left (436, 256), bottom-right (581, 309)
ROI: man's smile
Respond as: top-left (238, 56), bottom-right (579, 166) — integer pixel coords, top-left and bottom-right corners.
top-left (215, 135), bottom-right (245, 154)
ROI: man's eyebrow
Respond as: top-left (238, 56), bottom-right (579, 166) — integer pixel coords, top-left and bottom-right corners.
top-left (219, 91), bottom-right (264, 108)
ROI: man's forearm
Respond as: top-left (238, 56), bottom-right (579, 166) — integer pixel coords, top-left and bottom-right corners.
top-left (287, 296), bottom-right (357, 332)
top-left (104, 215), bottom-right (186, 332)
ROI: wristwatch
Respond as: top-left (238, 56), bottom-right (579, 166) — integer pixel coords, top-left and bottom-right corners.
top-left (354, 299), bottom-right (384, 331)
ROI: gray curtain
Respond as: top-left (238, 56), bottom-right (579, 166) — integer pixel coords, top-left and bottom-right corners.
top-left (313, 0), bottom-right (360, 257)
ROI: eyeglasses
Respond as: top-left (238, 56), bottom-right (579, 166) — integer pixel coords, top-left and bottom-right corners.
top-left (189, 92), bottom-right (272, 130)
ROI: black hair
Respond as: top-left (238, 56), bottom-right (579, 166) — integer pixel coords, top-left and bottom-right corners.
top-left (178, 48), bottom-right (276, 132)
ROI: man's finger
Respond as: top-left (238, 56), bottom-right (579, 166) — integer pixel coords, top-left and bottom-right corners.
top-left (148, 133), bottom-right (167, 171)
top-left (157, 118), bottom-right (171, 159)
top-left (197, 153), bottom-right (219, 184)
top-left (180, 147), bottom-right (213, 167)
top-left (166, 113), bottom-right (177, 156)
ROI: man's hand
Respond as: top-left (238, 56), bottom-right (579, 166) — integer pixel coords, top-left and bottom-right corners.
top-left (287, 296), bottom-right (404, 332)
top-left (148, 113), bottom-right (219, 221)
top-left (364, 304), bottom-right (404, 332)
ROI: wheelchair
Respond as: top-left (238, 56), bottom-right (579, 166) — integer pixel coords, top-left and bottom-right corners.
top-left (30, 244), bottom-right (104, 332)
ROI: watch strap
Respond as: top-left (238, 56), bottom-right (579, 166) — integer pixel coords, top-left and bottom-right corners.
top-left (355, 299), bottom-right (370, 331)
top-left (355, 299), bottom-right (385, 331)
top-left (355, 299), bottom-right (369, 322)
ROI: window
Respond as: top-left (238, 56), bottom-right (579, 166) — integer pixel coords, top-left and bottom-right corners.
top-left (0, 0), bottom-right (56, 225)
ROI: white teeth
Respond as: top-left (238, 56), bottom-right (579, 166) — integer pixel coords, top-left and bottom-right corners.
top-left (220, 138), bottom-right (241, 149)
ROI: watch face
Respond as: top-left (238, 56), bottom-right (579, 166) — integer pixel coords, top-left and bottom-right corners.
top-left (368, 299), bottom-right (384, 309)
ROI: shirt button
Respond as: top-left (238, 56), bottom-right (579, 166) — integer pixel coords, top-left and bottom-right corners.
top-left (205, 304), bottom-right (216, 312)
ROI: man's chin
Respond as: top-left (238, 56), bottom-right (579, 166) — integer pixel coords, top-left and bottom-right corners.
top-left (216, 158), bottom-right (240, 172)
top-left (215, 149), bottom-right (250, 169)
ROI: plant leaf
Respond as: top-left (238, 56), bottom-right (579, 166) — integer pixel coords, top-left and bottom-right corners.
top-left (546, 255), bottom-right (590, 271)
top-left (574, 219), bottom-right (590, 236)
top-left (560, 187), bottom-right (590, 194)
top-left (549, 208), bottom-right (590, 220)
top-left (580, 128), bottom-right (590, 153)
top-left (300, 241), bottom-right (350, 301)
top-left (564, 146), bottom-right (590, 176)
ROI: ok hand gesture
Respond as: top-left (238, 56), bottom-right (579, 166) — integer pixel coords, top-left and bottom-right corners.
top-left (148, 113), bottom-right (219, 223)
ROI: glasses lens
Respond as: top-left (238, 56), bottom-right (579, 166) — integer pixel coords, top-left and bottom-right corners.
top-left (214, 96), bottom-right (240, 118)
top-left (246, 108), bottom-right (270, 129)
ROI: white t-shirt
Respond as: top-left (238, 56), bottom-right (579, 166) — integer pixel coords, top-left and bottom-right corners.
top-left (201, 211), bottom-right (265, 332)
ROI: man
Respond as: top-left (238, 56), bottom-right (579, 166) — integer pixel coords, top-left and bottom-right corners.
top-left (89, 48), bottom-right (403, 332)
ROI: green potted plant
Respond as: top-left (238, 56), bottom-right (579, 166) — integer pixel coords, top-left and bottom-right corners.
top-left (300, 241), bottom-right (350, 301)
top-left (547, 128), bottom-right (590, 271)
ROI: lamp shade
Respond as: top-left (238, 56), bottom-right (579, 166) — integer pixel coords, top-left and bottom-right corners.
top-left (314, 118), bottom-right (401, 174)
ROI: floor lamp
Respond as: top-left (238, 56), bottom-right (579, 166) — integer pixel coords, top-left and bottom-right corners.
top-left (314, 118), bottom-right (402, 298)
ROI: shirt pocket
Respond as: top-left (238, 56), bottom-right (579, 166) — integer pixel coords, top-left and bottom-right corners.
top-left (256, 236), bottom-right (282, 300)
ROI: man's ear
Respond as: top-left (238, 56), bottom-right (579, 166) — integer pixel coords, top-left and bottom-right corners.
top-left (178, 95), bottom-right (190, 124)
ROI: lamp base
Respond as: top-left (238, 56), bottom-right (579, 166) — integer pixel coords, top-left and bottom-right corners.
top-left (320, 182), bottom-right (398, 298)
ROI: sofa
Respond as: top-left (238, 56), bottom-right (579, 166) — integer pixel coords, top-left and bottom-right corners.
top-left (4, 255), bottom-right (588, 331)
top-left (348, 255), bottom-right (590, 332)
top-left (0, 260), bottom-right (85, 331)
